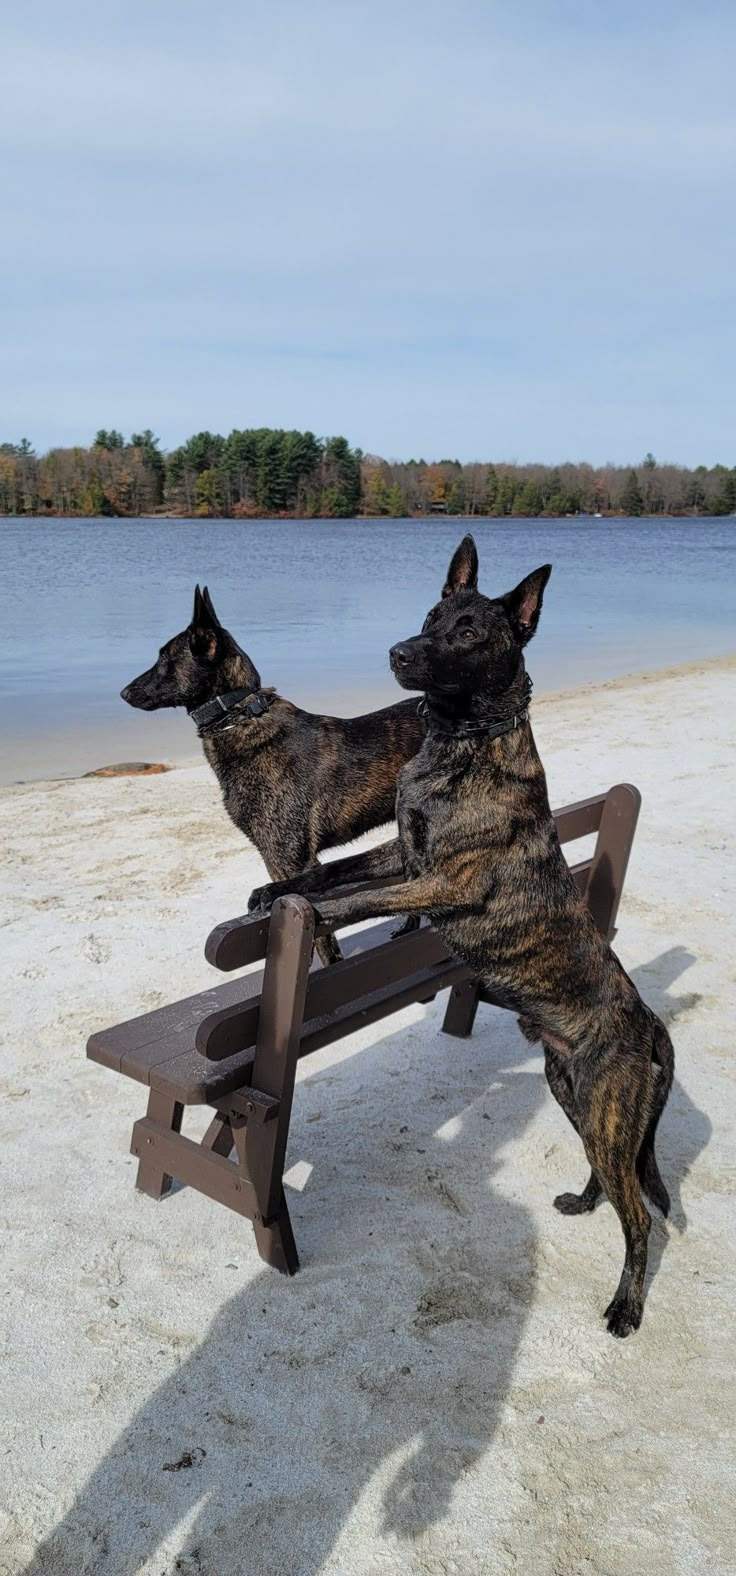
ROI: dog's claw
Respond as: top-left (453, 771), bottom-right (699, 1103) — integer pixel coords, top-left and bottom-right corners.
top-left (248, 886), bottom-right (273, 916)
top-left (604, 1295), bottom-right (642, 1338)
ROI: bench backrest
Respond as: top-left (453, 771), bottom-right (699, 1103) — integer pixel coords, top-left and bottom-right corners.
top-left (205, 785), bottom-right (640, 973)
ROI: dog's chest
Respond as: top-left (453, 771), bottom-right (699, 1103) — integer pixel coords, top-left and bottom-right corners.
top-left (396, 756), bottom-right (447, 872)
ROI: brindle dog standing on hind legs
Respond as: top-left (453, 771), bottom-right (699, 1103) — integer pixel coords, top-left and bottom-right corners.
top-left (250, 536), bottom-right (674, 1336)
top-left (121, 586), bottom-right (425, 966)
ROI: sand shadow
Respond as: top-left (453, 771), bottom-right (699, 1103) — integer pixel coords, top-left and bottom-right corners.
top-left (21, 1001), bottom-right (544, 1576)
top-left (21, 947), bottom-right (710, 1575)
top-left (629, 944), bottom-right (710, 1219)
top-left (627, 946), bottom-right (712, 1292)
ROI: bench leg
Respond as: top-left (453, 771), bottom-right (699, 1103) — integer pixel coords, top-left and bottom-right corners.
top-left (442, 978), bottom-right (482, 1038)
top-left (134, 1090), bottom-right (184, 1199)
top-left (233, 896), bottom-right (315, 1274)
top-left (201, 1114), bottom-right (234, 1159)
top-left (226, 1117), bottom-right (299, 1274)
top-left (253, 1191), bottom-right (299, 1276)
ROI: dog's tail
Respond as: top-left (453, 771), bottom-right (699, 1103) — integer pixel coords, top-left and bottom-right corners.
top-left (637, 1015), bottom-right (674, 1215)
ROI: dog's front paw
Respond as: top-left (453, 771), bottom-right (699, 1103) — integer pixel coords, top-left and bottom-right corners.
top-left (248, 883), bottom-right (279, 915)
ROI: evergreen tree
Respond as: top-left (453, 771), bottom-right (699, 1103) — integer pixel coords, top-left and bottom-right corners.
top-left (620, 469), bottom-right (644, 516)
top-left (513, 479), bottom-right (543, 516)
top-left (485, 464), bottom-right (498, 513)
top-left (447, 476), bottom-right (467, 515)
top-left (710, 467), bottom-right (736, 515)
top-left (684, 467), bottom-right (707, 513)
top-left (494, 473), bottom-right (516, 515)
top-left (322, 436), bottom-right (361, 516)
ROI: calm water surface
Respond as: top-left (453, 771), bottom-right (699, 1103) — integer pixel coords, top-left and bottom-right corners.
top-left (0, 516), bottom-right (734, 781)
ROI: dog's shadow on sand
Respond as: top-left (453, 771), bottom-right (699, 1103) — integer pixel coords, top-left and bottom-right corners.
top-left (628, 944), bottom-right (711, 1293)
top-left (22, 945), bottom-right (710, 1576)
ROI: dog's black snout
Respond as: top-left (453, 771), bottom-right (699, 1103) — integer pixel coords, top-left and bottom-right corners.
top-left (120, 685), bottom-right (131, 703)
top-left (390, 643), bottom-right (413, 668)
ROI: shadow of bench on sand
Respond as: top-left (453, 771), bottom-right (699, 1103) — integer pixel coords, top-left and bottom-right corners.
top-left (21, 944), bottom-right (709, 1576)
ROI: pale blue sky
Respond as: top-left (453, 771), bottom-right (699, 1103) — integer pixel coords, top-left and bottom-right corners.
top-left (2, 1), bottom-right (734, 463)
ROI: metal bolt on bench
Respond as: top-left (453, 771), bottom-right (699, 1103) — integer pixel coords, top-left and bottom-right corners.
top-left (87, 784), bottom-right (641, 1275)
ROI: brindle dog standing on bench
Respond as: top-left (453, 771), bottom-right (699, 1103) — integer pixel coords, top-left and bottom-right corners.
top-left (121, 586), bottom-right (425, 966)
top-left (250, 537), bottom-right (674, 1337)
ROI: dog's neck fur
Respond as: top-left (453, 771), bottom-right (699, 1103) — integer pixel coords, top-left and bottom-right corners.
top-left (187, 642), bottom-right (263, 716)
top-left (420, 657), bottom-right (531, 738)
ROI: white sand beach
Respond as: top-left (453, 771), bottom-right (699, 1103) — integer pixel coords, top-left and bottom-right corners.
top-left (1, 655), bottom-right (735, 1576)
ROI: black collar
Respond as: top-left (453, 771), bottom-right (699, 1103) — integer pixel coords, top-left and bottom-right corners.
top-left (418, 673), bottom-right (533, 739)
top-left (189, 687), bottom-right (273, 737)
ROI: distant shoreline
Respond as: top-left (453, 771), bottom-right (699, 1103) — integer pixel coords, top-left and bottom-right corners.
top-left (3, 429), bottom-right (734, 518)
top-left (1, 510), bottom-right (733, 522)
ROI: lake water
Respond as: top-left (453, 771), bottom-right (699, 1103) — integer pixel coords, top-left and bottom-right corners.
top-left (0, 516), bottom-right (734, 783)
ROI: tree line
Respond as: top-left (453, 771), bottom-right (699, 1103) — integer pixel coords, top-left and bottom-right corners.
top-left (1, 431), bottom-right (734, 518)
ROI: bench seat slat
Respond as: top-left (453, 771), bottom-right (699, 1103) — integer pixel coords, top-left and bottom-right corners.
top-left (149, 1046), bottom-right (257, 1105)
top-left (87, 973), bottom-right (263, 1072)
top-left (86, 921), bottom-right (401, 1078)
top-left (90, 958), bottom-right (468, 1106)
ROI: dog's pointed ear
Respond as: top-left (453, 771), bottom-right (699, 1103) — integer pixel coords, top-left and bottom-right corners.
top-left (442, 535), bottom-right (479, 598)
top-left (192, 584), bottom-right (220, 629)
top-left (503, 564), bottom-right (552, 644)
top-left (190, 584), bottom-right (220, 661)
top-left (200, 586), bottom-right (221, 627)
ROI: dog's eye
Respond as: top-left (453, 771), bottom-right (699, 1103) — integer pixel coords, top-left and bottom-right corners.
top-left (459, 628), bottom-right (476, 642)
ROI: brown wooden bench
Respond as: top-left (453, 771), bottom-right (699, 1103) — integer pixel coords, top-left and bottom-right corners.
top-left (87, 783), bottom-right (640, 1275)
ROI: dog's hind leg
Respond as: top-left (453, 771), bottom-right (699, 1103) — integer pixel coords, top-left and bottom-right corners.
top-left (544, 1046), bottom-right (603, 1215)
top-left (575, 1052), bottom-right (652, 1337)
top-left (636, 1018), bottom-right (674, 1216)
top-left (598, 1162), bottom-right (651, 1338)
